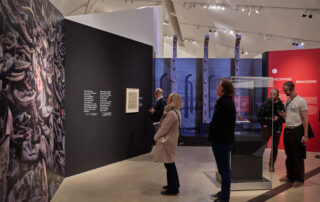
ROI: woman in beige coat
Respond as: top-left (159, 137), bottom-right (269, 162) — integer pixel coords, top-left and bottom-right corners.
top-left (154, 93), bottom-right (182, 195)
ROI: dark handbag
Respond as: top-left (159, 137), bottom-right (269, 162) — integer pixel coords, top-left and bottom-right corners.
top-left (293, 124), bottom-right (314, 159)
top-left (292, 125), bottom-right (306, 159)
top-left (173, 110), bottom-right (184, 145)
top-left (294, 124), bottom-right (315, 140)
top-left (308, 124), bottom-right (315, 139)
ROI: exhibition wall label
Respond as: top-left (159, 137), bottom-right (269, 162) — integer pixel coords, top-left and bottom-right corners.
top-left (83, 90), bottom-right (112, 117)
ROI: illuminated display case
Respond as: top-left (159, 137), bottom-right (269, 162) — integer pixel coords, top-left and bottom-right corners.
top-left (220, 76), bottom-right (274, 190)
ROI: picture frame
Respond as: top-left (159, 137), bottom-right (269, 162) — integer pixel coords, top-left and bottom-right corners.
top-left (125, 88), bottom-right (139, 113)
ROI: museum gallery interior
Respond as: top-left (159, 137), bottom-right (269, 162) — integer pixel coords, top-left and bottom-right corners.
top-left (0, 0), bottom-right (320, 202)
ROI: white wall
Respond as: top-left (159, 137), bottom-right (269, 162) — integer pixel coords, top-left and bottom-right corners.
top-left (66, 6), bottom-right (163, 57)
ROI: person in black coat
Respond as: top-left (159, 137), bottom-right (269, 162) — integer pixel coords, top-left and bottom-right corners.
top-left (208, 79), bottom-right (236, 202)
top-left (149, 88), bottom-right (166, 131)
top-left (257, 89), bottom-right (285, 172)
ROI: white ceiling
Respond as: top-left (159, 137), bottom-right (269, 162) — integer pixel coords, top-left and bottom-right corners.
top-left (50, 0), bottom-right (320, 58)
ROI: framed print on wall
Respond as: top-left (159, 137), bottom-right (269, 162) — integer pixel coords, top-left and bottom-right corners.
top-left (125, 88), bottom-right (139, 113)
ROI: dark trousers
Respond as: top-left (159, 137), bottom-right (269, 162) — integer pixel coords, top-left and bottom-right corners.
top-left (164, 162), bottom-right (180, 192)
top-left (262, 127), bottom-right (281, 167)
top-left (212, 144), bottom-right (233, 201)
top-left (284, 128), bottom-right (305, 182)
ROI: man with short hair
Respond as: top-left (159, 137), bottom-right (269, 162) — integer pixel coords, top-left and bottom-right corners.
top-left (209, 80), bottom-right (236, 202)
top-left (258, 88), bottom-right (285, 172)
top-left (149, 88), bottom-right (166, 131)
top-left (279, 81), bottom-right (308, 187)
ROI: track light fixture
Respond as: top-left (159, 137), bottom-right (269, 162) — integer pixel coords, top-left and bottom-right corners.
top-left (248, 7), bottom-right (252, 16)
top-left (255, 7), bottom-right (260, 14)
top-left (163, 21), bottom-right (170, 26)
top-left (292, 41), bottom-right (304, 47)
top-left (302, 9), bottom-right (313, 18)
top-left (181, 2), bottom-right (317, 20)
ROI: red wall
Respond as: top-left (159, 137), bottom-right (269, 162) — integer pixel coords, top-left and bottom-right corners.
top-left (268, 48), bottom-right (320, 152)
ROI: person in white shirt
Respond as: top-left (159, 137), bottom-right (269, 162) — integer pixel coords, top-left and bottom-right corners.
top-left (279, 81), bottom-right (308, 187)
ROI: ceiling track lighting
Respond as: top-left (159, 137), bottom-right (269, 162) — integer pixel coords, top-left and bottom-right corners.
top-left (248, 7), bottom-right (252, 16)
top-left (292, 41), bottom-right (304, 47)
top-left (301, 9), bottom-right (313, 18)
top-left (308, 10), bottom-right (313, 18)
top-left (163, 21), bottom-right (170, 26)
top-left (181, 2), bottom-right (316, 20)
top-left (255, 7), bottom-right (260, 14)
top-left (236, 50), bottom-right (249, 55)
top-left (241, 50), bottom-right (249, 55)
top-left (179, 23), bottom-right (318, 46)
top-left (302, 10), bottom-right (307, 17)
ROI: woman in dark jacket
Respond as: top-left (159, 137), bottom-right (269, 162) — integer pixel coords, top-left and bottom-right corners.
top-left (208, 79), bottom-right (236, 202)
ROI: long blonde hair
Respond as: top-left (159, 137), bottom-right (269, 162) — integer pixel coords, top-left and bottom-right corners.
top-left (164, 93), bottom-right (183, 112)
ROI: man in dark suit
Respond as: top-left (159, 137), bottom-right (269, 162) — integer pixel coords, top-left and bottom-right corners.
top-left (149, 88), bottom-right (166, 131)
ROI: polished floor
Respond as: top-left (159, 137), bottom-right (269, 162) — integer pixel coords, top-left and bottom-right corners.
top-left (52, 146), bottom-right (320, 202)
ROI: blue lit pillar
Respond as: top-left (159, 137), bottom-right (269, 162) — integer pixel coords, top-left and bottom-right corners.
top-left (202, 34), bottom-right (210, 123)
top-left (235, 34), bottom-right (241, 76)
top-left (171, 34), bottom-right (178, 93)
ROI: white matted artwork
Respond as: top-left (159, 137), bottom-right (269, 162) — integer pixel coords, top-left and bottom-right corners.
top-left (125, 88), bottom-right (140, 113)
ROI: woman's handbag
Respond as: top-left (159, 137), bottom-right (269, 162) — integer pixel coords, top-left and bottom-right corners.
top-left (173, 110), bottom-right (184, 145)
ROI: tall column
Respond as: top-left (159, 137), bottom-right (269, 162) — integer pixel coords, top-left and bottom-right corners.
top-left (171, 34), bottom-right (178, 93)
top-left (202, 34), bottom-right (210, 123)
top-left (234, 34), bottom-right (242, 76)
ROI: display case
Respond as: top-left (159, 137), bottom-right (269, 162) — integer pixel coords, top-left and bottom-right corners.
top-left (217, 76), bottom-right (274, 190)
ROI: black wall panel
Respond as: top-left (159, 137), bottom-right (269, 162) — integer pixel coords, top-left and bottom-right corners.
top-left (64, 20), bottom-right (153, 176)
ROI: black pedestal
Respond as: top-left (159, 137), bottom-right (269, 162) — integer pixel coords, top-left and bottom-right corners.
top-left (231, 132), bottom-right (264, 181)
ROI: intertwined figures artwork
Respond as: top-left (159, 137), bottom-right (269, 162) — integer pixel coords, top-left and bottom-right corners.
top-left (0, 0), bottom-right (65, 201)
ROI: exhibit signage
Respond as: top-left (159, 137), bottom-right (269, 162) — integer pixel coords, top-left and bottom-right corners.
top-left (84, 90), bottom-right (112, 117)
top-left (268, 49), bottom-right (320, 152)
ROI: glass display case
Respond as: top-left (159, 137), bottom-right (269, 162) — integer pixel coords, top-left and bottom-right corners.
top-left (218, 76), bottom-right (274, 190)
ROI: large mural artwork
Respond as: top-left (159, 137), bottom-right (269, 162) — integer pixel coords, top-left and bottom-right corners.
top-left (0, 0), bottom-right (65, 201)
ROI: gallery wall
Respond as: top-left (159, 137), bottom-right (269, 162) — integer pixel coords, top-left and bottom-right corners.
top-left (66, 6), bottom-right (163, 57)
top-left (0, 0), bottom-right (65, 201)
top-left (266, 49), bottom-right (320, 152)
top-left (64, 20), bottom-right (153, 176)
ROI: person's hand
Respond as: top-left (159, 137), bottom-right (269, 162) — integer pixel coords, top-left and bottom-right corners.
top-left (279, 111), bottom-right (286, 119)
top-left (263, 125), bottom-right (268, 128)
top-left (273, 116), bottom-right (279, 122)
top-left (301, 136), bottom-right (309, 144)
top-left (149, 108), bottom-right (155, 114)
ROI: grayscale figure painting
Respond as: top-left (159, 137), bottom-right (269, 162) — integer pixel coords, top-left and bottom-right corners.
top-left (0, 0), bottom-right (65, 201)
